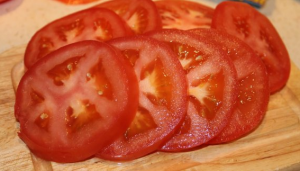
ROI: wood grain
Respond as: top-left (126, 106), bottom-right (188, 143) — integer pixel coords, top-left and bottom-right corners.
top-left (1, 47), bottom-right (300, 171)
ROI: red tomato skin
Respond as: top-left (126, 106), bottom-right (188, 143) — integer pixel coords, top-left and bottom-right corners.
top-left (96, 36), bottom-right (188, 161)
top-left (24, 8), bottom-right (133, 69)
top-left (211, 1), bottom-right (290, 94)
top-left (147, 29), bottom-right (238, 151)
top-left (190, 28), bottom-right (269, 144)
top-left (16, 41), bottom-right (139, 163)
top-left (154, 0), bottom-right (214, 29)
top-left (94, 0), bottom-right (162, 34)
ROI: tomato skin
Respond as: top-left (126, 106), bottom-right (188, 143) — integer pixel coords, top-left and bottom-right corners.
top-left (154, 0), bottom-right (214, 29)
top-left (211, 1), bottom-right (290, 93)
top-left (16, 40), bottom-right (139, 163)
top-left (96, 36), bottom-right (187, 161)
top-left (94, 0), bottom-right (162, 34)
top-left (147, 29), bottom-right (238, 151)
top-left (24, 8), bottom-right (133, 69)
top-left (190, 28), bottom-right (269, 144)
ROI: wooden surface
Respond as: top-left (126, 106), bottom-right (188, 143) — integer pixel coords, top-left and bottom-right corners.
top-left (1, 46), bottom-right (300, 171)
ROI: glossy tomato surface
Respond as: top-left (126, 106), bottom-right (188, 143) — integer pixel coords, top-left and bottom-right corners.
top-left (190, 28), bottom-right (269, 144)
top-left (155, 0), bottom-right (214, 29)
top-left (15, 41), bottom-right (138, 163)
top-left (211, 1), bottom-right (290, 93)
top-left (94, 0), bottom-right (162, 34)
top-left (24, 8), bottom-right (133, 68)
top-left (148, 29), bottom-right (238, 151)
top-left (96, 36), bottom-right (187, 161)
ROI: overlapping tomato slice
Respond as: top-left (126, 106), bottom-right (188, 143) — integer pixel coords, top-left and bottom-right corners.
top-left (154, 0), bottom-right (214, 29)
top-left (190, 28), bottom-right (269, 144)
top-left (147, 29), bottom-right (238, 151)
top-left (96, 36), bottom-right (187, 160)
top-left (15, 41), bottom-right (139, 163)
top-left (24, 8), bottom-right (133, 69)
top-left (211, 1), bottom-right (290, 93)
top-left (94, 0), bottom-right (162, 34)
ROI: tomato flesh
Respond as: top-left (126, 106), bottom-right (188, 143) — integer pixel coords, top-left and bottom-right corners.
top-left (154, 0), bottom-right (214, 29)
top-left (147, 29), bottom-right (238, 151)
top-left (94, 0), bottom-right (162, 34)
top-left (190, 28), bottom-right (269, 144)
top-left (24, 8), bottom-right (133, 69)
top-left (211, 1), bottom-right (290, 93)
top-left (96, 36), bottom-right (187, 160)
top-left (15, 41), bottom-right (138, 163)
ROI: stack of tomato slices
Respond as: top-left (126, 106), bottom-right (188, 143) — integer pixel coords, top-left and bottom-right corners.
top-left (14, 0), bottom-right (290, 163)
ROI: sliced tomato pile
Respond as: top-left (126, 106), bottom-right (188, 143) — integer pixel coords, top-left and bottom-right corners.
top-left (15, 0), bottom-right (290, 163)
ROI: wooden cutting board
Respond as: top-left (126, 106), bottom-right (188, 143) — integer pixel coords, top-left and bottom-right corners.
top-left (1, 46), bottom-right (300, 171)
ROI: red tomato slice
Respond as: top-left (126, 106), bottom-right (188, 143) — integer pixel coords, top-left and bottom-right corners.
top-left (211, 1), bottom-right (290, 93)
top-left (94, 0), bottom-right (162, 34)
top-left (15, 40), bottom-right (139, 163)
top-left (96, 36), bottom-right (187, 161)
top-left (147, 29), bottom-right (238, 151)
top-left (190, 28), bottom-right (269, 144)
top-left (154, 0), bottom-right (214, 29)
top-left (24, 8), bottom-right (133, 69)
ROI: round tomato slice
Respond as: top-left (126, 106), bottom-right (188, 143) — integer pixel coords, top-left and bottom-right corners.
top-left (15, 40), bottom-right (138, 163)
top-left (24, 8), bottom-right (133, 69)
top-left (147, 29), bottom-right (238, 151)
top-left (154, 0), bottom-right (214, 30)
top-left (190, 28), bottom-right (269, 144)
top-left (96, 36), bottom-right (187, 161)
top-left (211, 1), bottom-right (290, 93)
top-left (94, 0), bottom-right (162, 34)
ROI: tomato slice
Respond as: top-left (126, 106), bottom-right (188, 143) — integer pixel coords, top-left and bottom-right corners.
top-left (147, 29), bottom-right (238, 151)
top-left (96, 36), bottom-right (187, 161)
top-left (15, 40), bottom-right (139, 163)
top-left (94, 0), bottom-right (162, 34)
top-left (211, 1), bottom-right (290, 93)
top-left (154, 0), bottom-right (214, 29)
top-left (24, 8), bottom-right (133, 69)
top-left (190, 28), bottom-right (269, 144)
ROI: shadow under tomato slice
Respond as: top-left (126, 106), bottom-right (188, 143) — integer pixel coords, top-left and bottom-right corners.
top-left (96, 36), bottom-right (187, 161)
top-left (15, 41), bottom-right (138, 163)
top-left (147, 29), bottom-right (238, 151)
top-left (94, 0), bottom-right (162, 34)
top-left (24, 8), bottom-right (133, 69)
top-left (154, 0), bottom-right (214, 30)
top-left (190, 28), bottom-right (269, 144)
